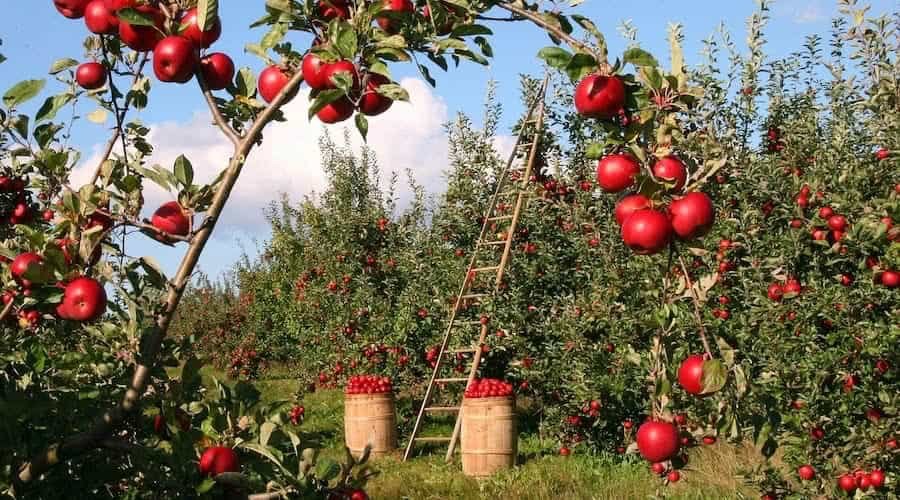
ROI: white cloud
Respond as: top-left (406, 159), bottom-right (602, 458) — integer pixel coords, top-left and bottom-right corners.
top-left (789, 1), bottom-right (824, 24)
top-left (74, 77), bottom-right (456, 236)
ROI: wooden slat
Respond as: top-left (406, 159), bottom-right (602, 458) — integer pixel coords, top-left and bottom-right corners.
top-left (414, 437), bottom-right (452, 442)
top-left (435, 377), bottom-right (469, 383)
top-left (425, 406), bottom-right (460, 412)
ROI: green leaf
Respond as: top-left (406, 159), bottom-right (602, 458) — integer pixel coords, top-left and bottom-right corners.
top-left (537, 47), bottom-right (572, 69)
top-left (334, 23), bottom-right (358, 60)
top-left (623, 47), bottom-right (659, 68)
top-left (259, 422), bottom-right (276, 446)
top-left (354, 113), bottom-right (368, 141)
top-left (173, 155), bottom-right (194, 187)
top-left (236, 68), bottom-right (257, 97)
top-left (565, 53), bottom-right (597, 81)
top-left (116, 8), bottom-right (156, 27)
top-left (585, 142), bottom-right (605, 160)
top-left (196, 0), bottom-right (219, 33)
top-left (239, 442), bottom-right (293, 476)
top-left (49, 58), bottom-right (79, 75)
top-left (35, 93), bottom-right (73, 123)
top-left (4, 79), bottom-right (46, 108)
top-left (260, 23), bottom-right (287, 49)
top-left (375, 83), bottom-right (408, 101)
top-left (315, 458), bottom-right (341, 481)
top-left (33, 123), bottom-right (63, 149)
top-left (450, 24), bottom-right (492, 37)
top-left (571, 15), bottom-right (607, 62)
top-left (701, 359), bottom-right (727, 394)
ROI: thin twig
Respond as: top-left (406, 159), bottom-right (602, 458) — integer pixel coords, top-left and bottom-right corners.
top-left (196, 74), bottom-right (241, 147)
top-left (677, 254), bottom-right (713, 357)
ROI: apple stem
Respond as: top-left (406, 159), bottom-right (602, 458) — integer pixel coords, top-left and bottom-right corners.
top-left (677, 254), bottom-right (714, 358)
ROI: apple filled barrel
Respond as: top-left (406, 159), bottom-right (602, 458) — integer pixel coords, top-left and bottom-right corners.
top-left (343, 375), bottom-right (397, 459)
top-left (460, 378), bottom-right (517, 477)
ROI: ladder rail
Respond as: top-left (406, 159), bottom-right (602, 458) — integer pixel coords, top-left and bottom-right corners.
top-left (403, 75), bottom-right (551, 462)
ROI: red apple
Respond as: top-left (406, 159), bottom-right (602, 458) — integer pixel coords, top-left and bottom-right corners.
top-left (258, 65), bottom-right (290, 103)
top-left (651, 462), bottom-right (666, 475)
top-left (615, 194), bottom-right (652, 226)
top-left (798, 465), bottom-right (815, 481)
top-left (818, 206), bottom-right (834, 219)
top-left (868, 469), bottom-right (885, 489)
top-left (837, 474), bottom-right (857, 494)
top-left (302, 53), bottom-right (329, 90)
top-left (767, 283), bottom-right (783, 301)
top-left (317, 98), bottom-right (355, 124)
top-left (668, 192), bottom-right (715, 240)
top-left (667, 470), bottom-right (680, 483)
top-left (376, 0), bottom-right (415, 34)
top-left (118, 5), bottom-right (165, 52)
top-left (11, 253), bottom-right (46, 288)
top-left (151, 201), bottom-right (191, 238)
top-left (180, 7), bottom-right (221, 49)
top-left (875, 148), bottom-right (889, 160)
top-left (54, 0), bottom-right (91, 18)
top-left (358, 74), bottom-right (393, 116)
top-left (596, 153), bottom-right (640, 193)
top-left (76, 62), bottom-right (107, 90)
top-left (559, 446), bottom-right (571, 457)
top-left (574, 74), bottom-right (625, 119)
top-left (827, 214), bottom-right (847, 231)
top-left (200, 53), bottom-right (234, 90)
top-left (83, 0), bottom-right (118, 34)
top-left (58, 276), bottom-right (107, 322)
top-left (783, 279), bottom-right (802, 297)
top-left (621, 209), bottom-right (672, 255)
top-left (317, 0), bottom-right (350, 20)
top-left (350, 490), bottom-right (368, 500)
top-left (677, 354), bottom-right (706, 395)
top-left (652, 156), bottom-right (687, 191)
top-left (636, 421), bottom-right (680, 462)
top-left (153, 36), bottom-right (198, 83)
top-left (198, 446), bottom-right (240, 477)
top-left (322, 60), bottom-right (359, 90)
top-left (880, 270), bottom-right (899, 288)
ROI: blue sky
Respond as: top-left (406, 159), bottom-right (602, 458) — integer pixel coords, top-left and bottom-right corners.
top-left (2, 1), bottom-right (895, 279)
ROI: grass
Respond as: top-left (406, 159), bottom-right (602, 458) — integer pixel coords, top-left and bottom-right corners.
top-left (208, 370), bottom-right (764, 499)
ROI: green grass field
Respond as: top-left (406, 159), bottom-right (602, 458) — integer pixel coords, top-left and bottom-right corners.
top-left (238, 372), bottom-right (765, 499)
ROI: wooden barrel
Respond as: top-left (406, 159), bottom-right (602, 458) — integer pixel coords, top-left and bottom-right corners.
top-left (344, 393), bottom-right (397, 459)
top-left (461, 396), bottom-right (517, 477)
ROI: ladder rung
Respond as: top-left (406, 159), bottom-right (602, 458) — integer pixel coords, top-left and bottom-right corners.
top-left (414, 437), bottom-right (452, 442)
top-left (425, 406), bottom-right (460, 412)
top-left (487, 215), bottom-right (513, 221)
top-left (454, 320), bottom-right (482, 326)
top-left (460, 293), bottom-right (488, 300)
top-left (471, 266), bottom-right (500, 273)
top-left (435, 377), bottom-right (468, 383)
top-left (478, 240), bottom-right (507, 246)
top-left (499, 190), bottom-right (521, 197)
top-left (448, 347), bottom-right (477, 353)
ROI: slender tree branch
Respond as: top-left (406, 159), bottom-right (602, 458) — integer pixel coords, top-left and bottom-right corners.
top-left (196, 74), bottom-right (241, 147)
top-left (14, 69), bottom-right (307, 490)
top-left (495, 2), bottom-right (606, 66)
top-left (677, 254), bottom-right (713, 357)
top-left (89, 53), bottom-right (150, 186)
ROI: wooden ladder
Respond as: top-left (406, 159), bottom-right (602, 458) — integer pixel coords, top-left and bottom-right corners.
top-left (402, 77), bottom-right (550, 462)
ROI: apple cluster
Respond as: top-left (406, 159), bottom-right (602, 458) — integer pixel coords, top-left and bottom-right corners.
top-left (572, 73), bottom-right (716, 255)
top-left (345, 374), bottom-right (393, 394)
top-left (835, 468), bottom-right (887, 494)
top-left (464, 378), bottom-right (513, 398)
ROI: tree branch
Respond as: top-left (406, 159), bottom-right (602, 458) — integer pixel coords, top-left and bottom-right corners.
top-left (89, 52), bottom-right (150, 186)
top-left (196, 72), bottom-right (241, 147)
top-left (14, 68), bottom-right (307, 490)
top-left (495, 2), bottom-right (606, 66)
top-left (0, 299), bottom-right (14, 323)
top-left (677, 254), bottom-right (713, 357)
